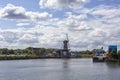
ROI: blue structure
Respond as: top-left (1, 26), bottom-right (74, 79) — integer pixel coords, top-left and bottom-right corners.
top-left (108, 45), bottom-right (117, 54)
top-left (95, 52), bottom-right (101, 56)
top-left (95, 47), bottom-right (104, 56)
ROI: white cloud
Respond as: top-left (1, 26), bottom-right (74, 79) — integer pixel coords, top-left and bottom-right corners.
top-left (0, 4), bottom-right (52, 21)
top-left (0, 25), bottom-right (67, 49)
top-left (91, 5), bottom-right (120, 19)
top-left (57, 13), bottom-right (92, 32)
top-left (54, 5), bottom-right (120, 50)
top-left (18, 34), bottom-right (38, 44)
top-left (0, 3), bottom-right (120, 50)
top-left (16, 23), bottom-right (30, 27)
top-left (39, 0), bottom-right (90, 9)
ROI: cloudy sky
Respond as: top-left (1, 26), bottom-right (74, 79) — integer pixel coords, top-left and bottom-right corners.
top-left (0, 0), bottom-right (120, 50)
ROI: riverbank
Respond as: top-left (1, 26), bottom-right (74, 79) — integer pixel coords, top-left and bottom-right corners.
top-left (1, 54), bottom-right (120, 62)
top-left (81, 54), bottom-right (93, 58)
top-left (106, 58), bottom-right (120, 62)
top-left (0, 55), bottom-right (40, 60)
top-left (0, 54), bottom-right (92, 60)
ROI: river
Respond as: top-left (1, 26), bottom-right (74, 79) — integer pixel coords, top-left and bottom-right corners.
top-left (0, 58), bottom-right (120, 80)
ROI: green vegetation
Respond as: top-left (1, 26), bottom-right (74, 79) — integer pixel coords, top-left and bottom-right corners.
top-left (110, 50), bottom-right (118, 59)
top-left (81, 54), bottom-right (93, 58)
top-left (108, 50), bottom-right (120, 62)
top-left (118, 50), bottom-right (120, 59)
top-left (0, 47), bottom-right (57, 60)
top-left (71, 49), bottom-right (104, 58)
top-left (0, 54), bottom-right (39, 60)
top-left (0, 47), bottom-right (97, 60)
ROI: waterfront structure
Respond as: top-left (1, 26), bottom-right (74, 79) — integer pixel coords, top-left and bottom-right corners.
top-left (93, 47), bottom-right (106, 62)
top-left (26, 47), bottom-right (41, 55)
top-left (56, 34), bottom-right (71, 58)
top-left (26, 47), bottom-right (55, 57)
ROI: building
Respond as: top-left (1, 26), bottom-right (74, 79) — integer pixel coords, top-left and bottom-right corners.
top-left (26, 47), bottom-right (41, 55)
top-left (26, 47), bottom-right (55, 57)
top-left (56, 35), bottom-right (71, 58)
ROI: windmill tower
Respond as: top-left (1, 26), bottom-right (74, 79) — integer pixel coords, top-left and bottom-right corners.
top-left (63, 34), bottom-right (69, 50)
top-left (62, 34), bottom-right (70, 58)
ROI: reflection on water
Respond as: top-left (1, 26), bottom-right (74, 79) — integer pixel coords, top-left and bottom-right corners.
top-left (106, 62), bottom-right (120, 68)
top-left (63, 59), bottom-right (69, 68)
top-left (0, 59), bottom-right (120, 80)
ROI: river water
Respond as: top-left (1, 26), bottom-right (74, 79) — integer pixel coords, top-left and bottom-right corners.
top-left (0, 58), bottom-right (120, 80)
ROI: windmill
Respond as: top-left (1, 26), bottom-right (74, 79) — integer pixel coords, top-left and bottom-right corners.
top-left (66, 34), bottom-right (70, 50)
top-left (56, 34), bottom-right (71, 58)
top-left (62, 34), bottom-right (71, 58)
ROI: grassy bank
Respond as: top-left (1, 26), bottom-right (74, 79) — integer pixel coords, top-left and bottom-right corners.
top-left (81, 54), bottom-right (93, 58)
top-left (0, 55), bottom-right (75, 60)
top-left (0, 54), bottom-right (94, 60)
top-left (0, 54), bottom-right (40, 60)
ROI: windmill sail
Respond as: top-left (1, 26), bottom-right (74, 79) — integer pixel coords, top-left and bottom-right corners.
top-left (66, 34), bottom-right (70, 50)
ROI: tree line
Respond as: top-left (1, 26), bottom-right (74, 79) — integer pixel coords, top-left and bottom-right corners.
top-left (0, 47), bottom-right (120, 59)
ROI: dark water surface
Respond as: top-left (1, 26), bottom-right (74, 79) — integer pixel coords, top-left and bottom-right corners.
top-left (0, 58), bottom-right (120, 80)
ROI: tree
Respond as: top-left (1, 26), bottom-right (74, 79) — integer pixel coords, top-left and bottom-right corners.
top-left (23, 49), bottom-right (28, 54)
top-left (85, 50), bottom-right (92, 55)
top-left (9, 49), bottom-right (15, 54)
top-left (110, 50), bottom-right (118, 59)
top-left (118, 50), bottom-right (120, 59)
top-left (91, 49), bottom-right (98, 54)
top-left (48, 48), bottom-right (55, 53)
top-left (40, 48), bottom-right (46, 53)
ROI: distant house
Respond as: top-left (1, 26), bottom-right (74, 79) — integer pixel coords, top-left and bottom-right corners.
top-left (2, 49), bottom-right (9, 55)
top-left (55, 49), bottom-right (62, 57)
top-left (26, 47), bottom-right (41, 55)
